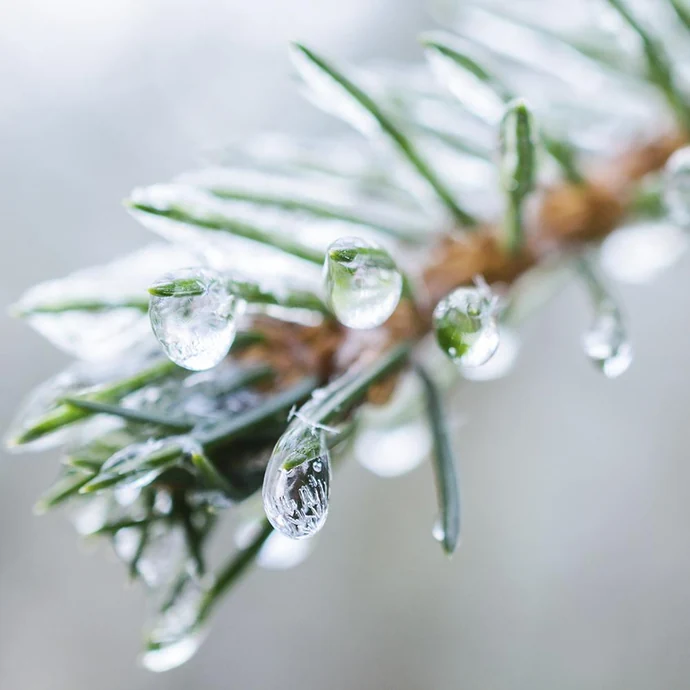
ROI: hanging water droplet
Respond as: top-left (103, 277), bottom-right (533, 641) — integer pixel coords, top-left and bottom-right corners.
top-left (433, 282), bottom-right (500, 367)
top-left (262, 425), bottom-right (331, 539)
top-left (460, 328), bottom-right (520, 381)
top-left (582, 301), bottom-right (633, 378)
top-left (664, 147), bottom-right (690, 227)
top-left (149, 267), bottom-right (242, 371)
top-left (324, 237), bottom-right (403, 329)
top-left (140, 577), bottom-right (207, 672)
top-left (432, 518), bottom-right (445, 543)
top-left (235, 520), bottom-right (314, 570)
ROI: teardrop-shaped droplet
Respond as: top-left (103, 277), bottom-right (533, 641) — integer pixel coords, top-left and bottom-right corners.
top-left (324, 237), bottom-right (403, 329)
top-left (149, 267), bottom-right (241, 371)
top-left (582, 301), bottom-right (633, 378)
top-left (433, 284), bottom-right (500, 367)
top-left (664, 147), bottom-right (690, 227)
top-left (262, 425), bottom-right (331, 540)
top-left (140, 577), bottom-right (206, 672)
top-left (432, 518), bottom-right (445, 544)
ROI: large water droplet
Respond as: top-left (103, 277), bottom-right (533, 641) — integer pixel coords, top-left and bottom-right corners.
top-left (665, 147), bottom-right (690, 227)
top-left (262, 425), bottom-right (331, 539)
top-left (140, 577), bottom-right (206, 672)
top-left (433, 283), bottom-right (500, 367)
top-left (149, 267), bottom-right (241, 371)
top-left (324, 237), bottom-right (403, 329)
top-left (582, 301), bottom-right (633, 378)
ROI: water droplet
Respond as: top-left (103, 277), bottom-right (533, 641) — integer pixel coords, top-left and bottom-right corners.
top-left (600, 223), bottom-right (687, 284)
top-left (355, 420), bottom-right (431, 477)
top-left (235, 520), bottom-right (314, 570)
top-left (140, 577), bottom-right (206, 672)
top-left (324, 237), bottom-right (403, 329)
top-left (432, 519), bottom-right (445, 543)
top-left (149, 267), bottom-right (242, 371)
top-left (460, 328), bottom-right (520, 381)
top-left (433, 283), bottom-right (500, 367)
top-left (665, 147), bottom-right (690, 227)
top-left (262, 425), bottom-right (331, 539)
top-left (582, 302), bottom-right (633, 378)
top-left (137, 524), bottom-right (187, 589)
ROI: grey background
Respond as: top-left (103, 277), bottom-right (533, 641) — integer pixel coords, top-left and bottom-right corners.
top-left (2, 1), bottom-right (690, 688)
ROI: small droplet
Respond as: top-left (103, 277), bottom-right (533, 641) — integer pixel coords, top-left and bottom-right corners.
top-left (262, 425), bottom-right (331, 540)
top-left (460, 328), bottom-right (520, 381)
top-left (149, 267), bottom-right (241, 371)
top-left (432, 519), bottom-right (445, 543)
top-left (582, 302), bottom-right (633, 378)
top-left (324, 237), bottom-right (403, 329)
top-left (433, 283), bottom-right (500, 367)
top-left (665, 147), bottom-right (690, 227)
top-left (140, 577), bottom-right (206, 672)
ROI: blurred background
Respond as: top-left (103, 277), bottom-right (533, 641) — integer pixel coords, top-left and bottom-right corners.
top-left (2, 0), bottom-right (690, 688)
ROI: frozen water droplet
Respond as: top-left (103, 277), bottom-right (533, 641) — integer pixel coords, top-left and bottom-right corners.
top-left (262, 426), bottom-right (331, 539)
top-left (665, 147), bottom-right (690, 227)
top-left (600, 223), bottom-right (687, 284)
top-left (460, 328), bottom-right (520, 381)
top-left (433, 283), bottom-right (500, 367)
top-left (141, 577), bottom-right (206, 672)
top-left (432, 519), bottom-right (445, 543)
top-left (324, 237), bottom-right (402, 329)
top-left (149, 267), bottom-right (242, 371)
top-left (355, 420), bottom-right (431, 477)
top-left (582, 302), bottom-right (633, 378)
top-left (235, 520), bottom-right (314, 570)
